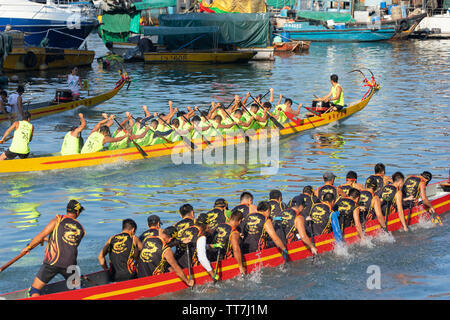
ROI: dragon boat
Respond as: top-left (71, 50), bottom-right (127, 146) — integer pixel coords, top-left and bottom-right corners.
top-left (0, 76), bottom-right (379, 175)
top-left (0, 180), bottom-right (448, 300)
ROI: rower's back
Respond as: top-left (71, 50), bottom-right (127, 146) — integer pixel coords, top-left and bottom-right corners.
top-left (241, 211), bottom-right (268, 254)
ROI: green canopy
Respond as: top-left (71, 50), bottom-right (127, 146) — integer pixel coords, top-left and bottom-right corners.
top-left (158, 13), bottom-right (271, 48)
top-left (444, 0), bottom-right (450, 9)
top-left (296, 11), bottom-right (355, 23)
top-left (132, 0), bottom-right (176, 10)
top-left (266, 0), bottom-right (296, 9)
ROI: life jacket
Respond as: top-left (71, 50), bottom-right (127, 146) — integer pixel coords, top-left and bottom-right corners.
top-left (108, 232), bottom-right (137, 281)
top-left (173, 217), bottom-right (195, 260)
top-left (137, 236), bottom-right (169, 277)
top-left (60, 131), bottom-right (80, 156)
top-left (9, 121), bottom-right (33, 154)
top-left (333, 197), bottom-right (356, 230)
top-left (206, 208), bottom-right (227, 231)
top-left (317, 184), bottom-right (338, 202)
top-left (242, 212), bottom-right (268, 254)
top-left (310, 202), bottom-right (333, 235)
top-left (232, 203), bottom-right (251, 232)
top-left (212, 223), bottom-right (238, 260)
top-left (43, 215), bottom-right (85, 269)
top-left (80, 131), bottom-right (104, 154)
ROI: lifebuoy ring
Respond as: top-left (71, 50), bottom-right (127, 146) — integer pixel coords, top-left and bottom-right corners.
top-left (24, 51), bottom-right (37, 68)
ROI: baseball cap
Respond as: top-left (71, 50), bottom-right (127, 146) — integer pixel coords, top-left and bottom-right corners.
top-left (67, 200), bottom-right (84, 213)
top-left (323, 172), bottom-right (336, 180)
top-left (147, 215), bottom-right (162, 226)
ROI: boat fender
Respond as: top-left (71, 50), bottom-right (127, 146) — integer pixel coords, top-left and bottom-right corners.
top-left (24, 51), bottom-right (37, 68)
top-left (399, 20), bottom-right (409, 31)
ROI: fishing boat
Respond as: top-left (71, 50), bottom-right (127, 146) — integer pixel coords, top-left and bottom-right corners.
top-left (2, 46), bottom-right (94, 71)
top-left (0, 73), bottom-right (130, 123)
top-left (0, 79), bottom-right (378, 174)
top-left (0, 0), bottom-right (98, 49)
top-left (143, 51), bottom-right (257, 64)
top-left (273, 40), bottom-right (310, 53)
top-left (1, 180), bottom-right (448, 300)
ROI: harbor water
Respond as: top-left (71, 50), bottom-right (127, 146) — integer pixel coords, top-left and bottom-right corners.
top-left (0, 34), bottom-right (448, 299)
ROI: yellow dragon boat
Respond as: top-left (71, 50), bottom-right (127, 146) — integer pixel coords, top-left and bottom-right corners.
top-left (0, 74), bottom-right (130, 124)
top-left (0, 82), bottom-right (379, 175)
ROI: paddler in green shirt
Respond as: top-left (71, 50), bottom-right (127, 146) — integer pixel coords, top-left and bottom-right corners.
top-left (60, 113), bottom-right (86, 156)
top-left (0, 111), bottom-right (33, 160)
top-left (274, 94), bottom-right (303, 124)
top-left (80, 114), bottom-right (129, 154)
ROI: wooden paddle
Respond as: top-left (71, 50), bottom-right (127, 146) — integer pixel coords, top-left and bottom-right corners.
top-left (384, 201), bottom-right (392, 233)
top-left (308, 218), bottom-right (320, 264)
top-left (406, 201), bottom-right (413, 226)
top-left (248, 93), bottom-right (285, 130)
top-left (113, 118), bottom-right (148, 158)
top-left (0, 241), bottom-right (42, 273)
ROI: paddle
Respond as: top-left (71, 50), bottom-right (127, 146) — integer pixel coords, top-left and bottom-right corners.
top-left (384, 201), bottom-right (392, 233)
top-left (213, 248), bottom-right (221, 284)
top-left (406, 201), bottom-right (413, 226)
top-left (113, 118), bottom-right (148, 158)
top-left (308, 218), bottom-right (320, 263)
top-left (248, 93), bottom-right (285, 130)
top-left (186, 244), bottom-right (194, 290)
top-left (158, 115), bottom-right (196, 151)
top-left (0, 241), bottom-right (42, 273)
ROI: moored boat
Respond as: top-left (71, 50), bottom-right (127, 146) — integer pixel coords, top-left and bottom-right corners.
top-left (1, 180), bottom-right (448, 300)
top-left (2, 46), bottom-right (94, 71)
top-left (0, 73), bottom-right (130, 123)
top-left (0, 82), bottom-right (379, 175)
top-left (143, 50), bottom-right (256, 64)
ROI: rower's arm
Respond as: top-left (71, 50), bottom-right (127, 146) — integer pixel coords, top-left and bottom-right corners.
top-left (242, 92), bottom-right (250, 106)
top-left (230, 231), bottom-right (246, 275)
top-left (395, 191), bottom-right (408, 231)
top-left (264, 219), bottom-right (286, 251)
top-left (276, 94), bottom-right (282, 106)
top-left (352, 207), bottom-right (365, 240)
top-left (269, 88), bottom-right (274, 103)
top-left (98, 239), bottom-right (111, 270)
top-left (164, 249), bottom-right (192, 286)
top-left (0, 121), bottom-right (18, 142)
top-left (196, 236), bottom-right (214, 278)
top-left (420, 183), bottom-right (434, 213)
top-left (72, 113), bottom-right (86, 137)
top-left (294, 216), bottom-right (317, 255)
top-left (103, 133), bottom-right (128, 145)
top-left (17, 96), bottom-right (24, 119)
top-left (372, 197), bottom-right (386, 229)
top-left (21, 217), bottom-right (57, 254)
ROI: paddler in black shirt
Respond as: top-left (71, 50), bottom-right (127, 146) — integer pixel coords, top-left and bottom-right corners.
top-left (98, 219), bottom-right (143, 282)
top-left (23, 200), bottom-right (86, 297)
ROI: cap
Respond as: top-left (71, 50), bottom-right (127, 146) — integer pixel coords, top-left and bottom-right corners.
top-left (67, 200), bottom-right (84, 213)
top-left (163, 226), bottom-right (178, 239)
top-left (323, 172), bottom-right (336, 180)
top-left (290, 195), bottom-right (306, 208)
top-left (196, 213), bottom-right (209, 226)
top-left (147, 215), bottom-right (162, 226)
top-left (214, 198), bottom-right (228, 208)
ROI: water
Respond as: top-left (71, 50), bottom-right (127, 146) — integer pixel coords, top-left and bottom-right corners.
top-left (0, 34), bottom-right (448, 299)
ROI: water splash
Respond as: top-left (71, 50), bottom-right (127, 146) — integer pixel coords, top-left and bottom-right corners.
top-left (332, 241), bottom-right (353, 261)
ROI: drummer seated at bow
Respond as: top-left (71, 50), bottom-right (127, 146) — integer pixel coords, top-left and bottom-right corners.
top-left (309, 74), bottom-right (345, 116)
